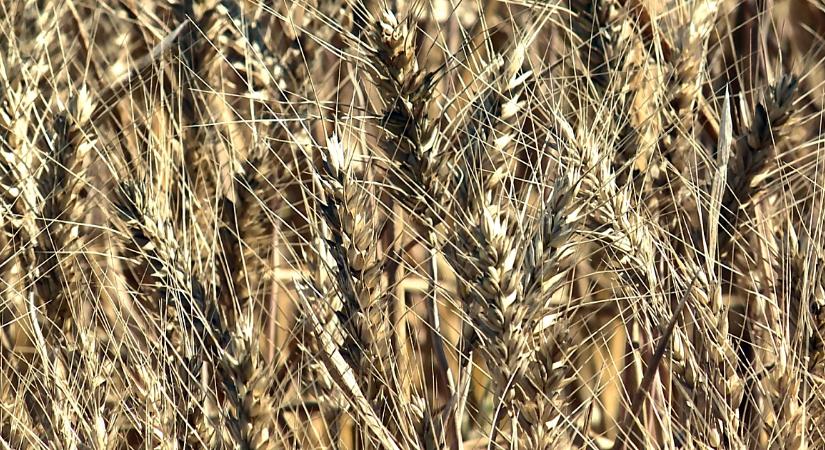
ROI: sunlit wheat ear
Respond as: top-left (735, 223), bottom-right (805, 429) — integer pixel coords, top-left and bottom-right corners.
top-left (301, 129), bottom-right (428, 447)
top-left (0, 41), bottom-right (51, 448)
top-left (356, 7), bottom-right (452, 222)
top-left (720, 75), bottom-right (799, 253)
top-left (214, 323), bottom-right (282, 449)
top-left (313, 132), bottom-right (383, 357)
top-left (564, 0), bottom-right (635, 121)
top-left (668, 1), bottom-right (718, 127)
top-left (35, 88), bottom-right (96, 327)
top-left (114, 181), bottom-right (228, 445)
top-left (438, 43), bottom-right (585, 447)
top-left (453, 44), bottom-right (530, 207)
top-left (16, 87), bottom-right (102, 447)
top-left (647, 1), bottom-right (718, 232)
top-left (219, 137), bottom-right (293, 322)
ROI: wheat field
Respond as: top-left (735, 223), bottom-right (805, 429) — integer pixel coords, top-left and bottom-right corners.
top-left (1, 0), bottom-right (825, 448)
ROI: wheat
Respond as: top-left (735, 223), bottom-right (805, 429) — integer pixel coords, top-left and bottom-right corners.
top-left (4, 0), bottom-right (825, 449)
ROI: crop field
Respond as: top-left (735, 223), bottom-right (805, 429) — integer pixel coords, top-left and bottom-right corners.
top-left (1, 0), bottom-right (824, 448)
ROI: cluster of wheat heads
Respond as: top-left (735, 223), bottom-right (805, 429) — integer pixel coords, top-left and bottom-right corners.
top-left (3, 0), bottom-right (825, 448)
